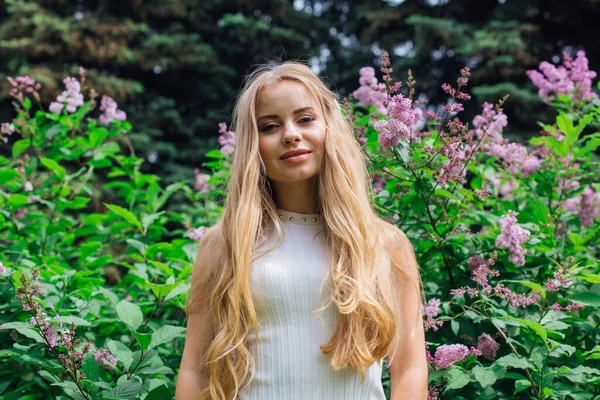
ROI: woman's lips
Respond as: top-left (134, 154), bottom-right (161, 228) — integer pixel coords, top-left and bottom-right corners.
top-left (280, 152), bottom-right (311, 163)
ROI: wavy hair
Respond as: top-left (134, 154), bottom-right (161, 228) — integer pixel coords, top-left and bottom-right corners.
top-left (186, 60), bottom-right (423, 400)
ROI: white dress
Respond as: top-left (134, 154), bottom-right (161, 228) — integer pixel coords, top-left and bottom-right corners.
top-left (238, 208), bottom-right (386, 400)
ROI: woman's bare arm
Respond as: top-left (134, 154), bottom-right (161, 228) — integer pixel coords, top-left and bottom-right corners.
top-left (386, 227), bottom-right (428, 400)
top-left (175, 223), bottom-right (222, 400)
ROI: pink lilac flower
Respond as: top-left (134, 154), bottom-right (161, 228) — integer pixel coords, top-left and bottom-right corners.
top-left (477, 333), bottom-right (500, 361)
top-left (563, 187), bottom-right (600, 226)
top-left (527, 50), bottom-right (597, 104)
top-left (431, 344), bottom-right (480, 369)
top-left (543, 264), bottom-right (573, 292)
top-left (1, 123), bottom-right (15, 143)
top-left (551, 301), bottom-right (585, 313)
top-left (23, 181), bottom-right (33, 192)
top-left (495, 211), bottom-right (530, 266)
top-left (374, 94), bottom-right (416, 148)
top-left (193, 168), bottom-right (213, 192)
top-left (94, 348), bottom-right (117, 370)
top-left (49, 77), bottom-right (85, 114)
top-left (188, 226), bottom-right (206, 241)
top-left (493, 284), bottom-right (540, 307)
top-left (427, 387), bottom-right (439, 400)
top-left (99, 95), bottom-right (127, 125)
top-left (469, 255), bottom-right (500, 293)
top-left (7, 75), bottom-right (42, 101)
top-left (218, 122), bottom-right (236, 155)
top-left (352, 67), bottom-right (388, 114)
top-left (422, 298), bottom-right (444, 332)
top-left (0, 261), bottom-right (6, 275)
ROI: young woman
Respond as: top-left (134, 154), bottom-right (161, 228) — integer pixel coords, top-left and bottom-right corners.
top-left (176, 61), bottom-right (428, 400)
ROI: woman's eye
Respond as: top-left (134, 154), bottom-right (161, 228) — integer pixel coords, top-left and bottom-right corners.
top-left (299, 116), bottom-right (315, 124)
top-left (260, 124), bottom-right (277, 132)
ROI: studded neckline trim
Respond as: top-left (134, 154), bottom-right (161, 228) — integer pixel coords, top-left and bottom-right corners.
top-left (276, 208), bottom-right (325, 226)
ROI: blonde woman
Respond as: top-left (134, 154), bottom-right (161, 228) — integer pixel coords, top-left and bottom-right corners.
top-left (175, 61), bottom-right (428, 400)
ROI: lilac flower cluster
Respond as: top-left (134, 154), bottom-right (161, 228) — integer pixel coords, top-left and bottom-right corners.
top-left (193, 168), bottom-right (213, 193)
top-left (451, 251), bottom-right (542, 308)
top-left (16, 268), bottom-right (93, 383)
top-left (188, 226), bottom-right (206, 241)
top-left (422, 298), bottom-right (444, 332)
top-left (563, 186), bottom-right (600, 226)
top-left (352, 67), bottom-right (387, 115)
top-left (527, 51), bottom-right (597, 104)
top-left (374, 94), bottom-right (416, 148)
top-left (99, 95), bottom-right (127, 126)
top-left (427, 343), bottom-right (481, 369)
top-left (0, 261), bottom-right (6, 275)
top-left (550, 301), bottom-right (585, 313)
top-left (94, 348), bottom-right (117, 370)
top-left (49, 77), bottom-right (85, 114)
top-left (1, 122), bottom-right (16, 143)
top-left (477, 333), bottom-right (500, 361)
top-left (7, 75), bottom-right (41, 101)
top-left (218, 122), bottom-right (236, 155)
top-left (495, 210), bottom-right (530, 266)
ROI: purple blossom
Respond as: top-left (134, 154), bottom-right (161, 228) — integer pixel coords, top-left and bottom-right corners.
top-left (188, 226), bottom-right (206, 241)
top-left (562, 186), bottom-right (600, 226)
top-left (7, 75), bottom-right (42, 101)
top-left (94, 348), bottom-right (117, 370)
top-left (49, 77), bottom-right (85, 114)
top-left (1, 123), bottom-right (15, 143)
top-left (477, 333), bottom-right (500, 361)
top-left (0, 261), bottom-right (6, 275)
top-left (374, 94), bottom-right (415, 148)
top-left (493, 284), bottom-right (540, 307)
top-left (526, 50), bottom-right (597, 104)
top-left (495, 211), bottom-right (530, 266)
top-left (422, 298), bottom-right (444, 332)
top-left (218, 122), bottom-right (236, 155)
top-left (469, 255), bottom-right (500, 293)
top-left (193, 168), bottom-right (213, 192)
top-left (352, 67), bottom-right (388, 114)
top-left (99, 95), bottom-right (127, 125)
top-left (431, 344), bottom-right (480, 369)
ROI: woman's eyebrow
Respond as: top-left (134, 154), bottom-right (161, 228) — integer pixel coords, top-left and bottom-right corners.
top-left (257, 106), bottom-right (316, 122)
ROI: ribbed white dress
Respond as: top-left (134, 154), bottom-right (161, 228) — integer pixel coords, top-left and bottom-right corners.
top-left (238, 208), bottom-right (386, 400)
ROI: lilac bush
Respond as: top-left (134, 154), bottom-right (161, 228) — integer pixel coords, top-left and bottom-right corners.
top-left (351, 50), bottom-right (600, 399)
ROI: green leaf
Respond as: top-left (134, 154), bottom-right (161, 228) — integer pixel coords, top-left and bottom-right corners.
top-left (104, 378), bottom-right (142, 400)
top-left (12, 138), bottom-right (30, 158)
top-left (0, 322), bottom-right (30, 330)
top-left (444, 367), bottom-right (470, 390)
top-left (165, 282), bottom-right (190, 302)
top-left (472, 365), bottom-right (497, 388)
top-left (569, 292), bottom-right (600, 307)
top-left (142, 212), bottom-right (164, 232)
top-left (8, 194), bottom-right (29, 208)
top-left (81, 351), bottom-right (100, 382)
top-left (52, 316), bottom-right (91, 327)
top-left (104, 203), bottom-right (142, 232)
top-left (107, 340), bottom-right (133, 370)
top-left (148, 325), bottom-right (186, 350)
top-left (503, 316), bottom-right (547, 344)
top-left (514, 379), bottom-right (531, 394)
top-left (204, 149), bottom-right (225, 159)
top-left (494, 354), bottom-right (534, 370)
top-left (40, 157), bottom-right (66, 179)
top-left (578, 273), bottom-right (600, 284)
top-left (148, 281), bottom-right (183, 300)
top-left (0, 169), bottom-right (21, 185)
top-left (133, 332), bottom-right (152, 351)
top-left (145, 384), bottom-right (172, 400)
top-left (450, 319), bottom-right (459, 336)
top-left (116, 300), bottom-right (143, 330)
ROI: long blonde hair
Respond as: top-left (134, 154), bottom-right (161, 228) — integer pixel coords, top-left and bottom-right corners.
top-left (186, 60), bottom-right (422, 400)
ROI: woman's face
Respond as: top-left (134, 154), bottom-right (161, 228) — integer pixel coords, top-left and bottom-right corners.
top-left (256, 80), bottom-right (326, 184)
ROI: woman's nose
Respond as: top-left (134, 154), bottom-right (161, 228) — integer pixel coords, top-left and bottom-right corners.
top-left (282, 122), bottom-right (301, 144)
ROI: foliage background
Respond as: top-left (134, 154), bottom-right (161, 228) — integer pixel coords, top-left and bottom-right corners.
top-left (1, 0), bottom-right (599, 184)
